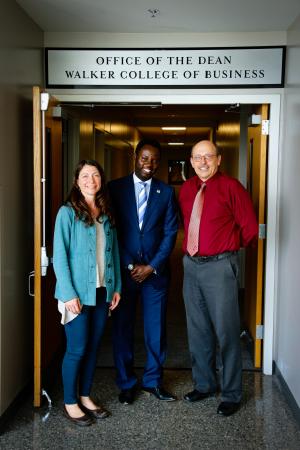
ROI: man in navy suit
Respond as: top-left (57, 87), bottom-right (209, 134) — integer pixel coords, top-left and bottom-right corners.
top-left (108, 138), bottom-right (178, 404)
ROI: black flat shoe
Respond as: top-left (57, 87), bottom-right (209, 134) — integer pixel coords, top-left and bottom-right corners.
top-left (79, 403), bottom-right (110, 419)
top-left (142, 386), bottom-right (176, 401)
top-left (118, 387), bottom-right (135, 405)
top-left (184, 389), bottom-right (215, 402)
top-left (217, 401), bottom-right (240, 416)
top-left (63, 405), bottom-right (94, 427)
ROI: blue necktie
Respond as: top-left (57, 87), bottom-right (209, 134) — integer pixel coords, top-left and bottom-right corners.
top-left (138, 182), bottom-right (147, 229)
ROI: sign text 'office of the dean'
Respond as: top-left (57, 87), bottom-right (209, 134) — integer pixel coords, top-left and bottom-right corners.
top-left (46, 47), bottom-right (285, 88)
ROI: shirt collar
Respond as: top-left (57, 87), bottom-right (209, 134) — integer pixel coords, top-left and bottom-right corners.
top-left (133, 172), bottom-right (152, 187)
top-left (195, 171), bottom-right (220, 188)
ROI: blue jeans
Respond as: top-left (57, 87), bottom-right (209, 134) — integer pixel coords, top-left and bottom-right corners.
top-left (62, 287), bottom-right (109, 404)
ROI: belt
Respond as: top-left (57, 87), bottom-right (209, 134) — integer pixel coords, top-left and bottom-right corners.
top-left (186, 251), bottom-right (238, 263)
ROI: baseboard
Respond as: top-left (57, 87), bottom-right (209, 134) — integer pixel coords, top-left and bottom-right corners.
top-left (0, 349), bottom-right (63, 435)
top-left (0, 381), bottom-right (32, 435)
top-left (273, 361), bottom-right (300, 426)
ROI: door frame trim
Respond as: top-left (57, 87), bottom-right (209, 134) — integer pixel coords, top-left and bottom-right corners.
top-left (48, 90), bottom-right (281, 375)
top-left (33, 86), bottom-right (42, 406)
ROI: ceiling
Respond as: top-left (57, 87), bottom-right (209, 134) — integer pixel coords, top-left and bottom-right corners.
top-left (66, 103), bottom-right (246, 150)
top-left (123, 103), bottom-right (232, 147)
top-left (16, 0), bottom-right (300, 33)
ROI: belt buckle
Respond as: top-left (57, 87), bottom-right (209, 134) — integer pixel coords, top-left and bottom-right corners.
top-left (200, 255), bottom-right (209, 261)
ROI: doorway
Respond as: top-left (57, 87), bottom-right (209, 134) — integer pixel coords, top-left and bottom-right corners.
top-left (34, 91), bottom-right (280, 405)
top-left (59, 102), bottom-right (266, 370)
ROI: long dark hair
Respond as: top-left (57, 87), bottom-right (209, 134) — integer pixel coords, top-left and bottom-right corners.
top-left (66, 159), bottom-right (114, 226)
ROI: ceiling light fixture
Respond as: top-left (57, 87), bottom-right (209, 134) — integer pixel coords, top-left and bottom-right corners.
top-left (147, 8), bottom-right (160, 18)
top-left (168, 142), bottom-right (184, 146)
top-left (162, 127), bottom-right (186, 131)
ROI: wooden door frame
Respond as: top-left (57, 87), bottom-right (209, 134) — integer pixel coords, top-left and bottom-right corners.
top-left (45, 90), bottom-right (281, 375)
top-left (245, 103), bottom-right (269, 368)
top-left (33, 86), bottom-right (42, 407)
top-left (33, 87), bottom-right (63, 407)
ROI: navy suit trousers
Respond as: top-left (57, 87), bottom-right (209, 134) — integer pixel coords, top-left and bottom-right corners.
top-left (112, 270), bottom-right (169, 390)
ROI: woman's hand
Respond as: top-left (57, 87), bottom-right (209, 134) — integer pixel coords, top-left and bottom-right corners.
top-left (65, 298), bottom-right (82, 315)
top-left (109, 292), bottom-right (121, 311)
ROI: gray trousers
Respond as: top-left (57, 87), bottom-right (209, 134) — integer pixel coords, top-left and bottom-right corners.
top-left (183, 253), bottom-right (242, 403)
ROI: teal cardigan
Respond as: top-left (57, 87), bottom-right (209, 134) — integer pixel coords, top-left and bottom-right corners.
top-left (53, 205), bottom-right (121, 305)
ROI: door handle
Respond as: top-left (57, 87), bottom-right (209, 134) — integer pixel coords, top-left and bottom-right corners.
top-left (28, 270), bottom-right (35, 297)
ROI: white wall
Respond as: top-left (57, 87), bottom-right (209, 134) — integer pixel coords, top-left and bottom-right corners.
top-left (44, 31), bottom-right (286, 47)
top-left (0, 0), bottom-right (43, 415)
top-left (275, 15), bottom-right (300, 407)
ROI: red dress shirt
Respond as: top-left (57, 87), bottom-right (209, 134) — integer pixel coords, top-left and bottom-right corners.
top-left (178, 172), bottom-right (258, 256)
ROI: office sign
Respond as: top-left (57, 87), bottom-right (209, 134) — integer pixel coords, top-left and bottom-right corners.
top-left (46, 47), bottom-right (285, 88)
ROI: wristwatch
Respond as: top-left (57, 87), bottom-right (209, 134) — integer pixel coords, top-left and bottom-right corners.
top-left (127, 264), bottom-right (134, 271)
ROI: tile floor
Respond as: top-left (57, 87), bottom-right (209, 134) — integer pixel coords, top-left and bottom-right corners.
top-left (1, 369), bottom-right (300, 450)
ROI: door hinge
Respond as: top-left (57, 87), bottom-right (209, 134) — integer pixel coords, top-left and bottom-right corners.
top-left (259, 224), bottom-right (266, 239)
top-left (262, 119), bottom-right (270, 135)
top-left (256, 325), bottom-right (264, 340)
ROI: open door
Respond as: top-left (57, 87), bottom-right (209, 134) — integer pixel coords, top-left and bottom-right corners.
top-left (33, 87), bottom-right (64, 406)
top-left (244, 104), bottom-right (269, 369)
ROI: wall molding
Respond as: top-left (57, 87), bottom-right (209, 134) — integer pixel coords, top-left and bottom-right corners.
top-left (273, 361), bottom-right (300, 426)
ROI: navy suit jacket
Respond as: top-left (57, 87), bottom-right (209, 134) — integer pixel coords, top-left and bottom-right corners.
top-left (108, 174), bottom-right (178, 275)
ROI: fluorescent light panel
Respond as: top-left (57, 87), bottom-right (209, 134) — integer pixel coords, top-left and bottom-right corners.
top-left (168, 142), bottom-right (184, 145)
top-left (162, 127), bottom-right (186, 130)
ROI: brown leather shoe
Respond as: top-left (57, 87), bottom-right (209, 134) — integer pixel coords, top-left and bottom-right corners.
top-left (80, 403), bottom-right (110, 419)
top-left (63, 405), bottom-right (94, 426)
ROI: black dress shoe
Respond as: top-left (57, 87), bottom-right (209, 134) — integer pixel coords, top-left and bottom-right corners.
top-left (79, 403), bottom-right (110, 419)
top-left (63, 405), bottom-right (94, 427)
top-left (217, 401), bottom-right (240, 416)
top-left (184, 389), bottom-right (214, 402)
top-left (118, 387), bottom-right (135, 405)
top-left (142, 386), bottom-right (176, 401)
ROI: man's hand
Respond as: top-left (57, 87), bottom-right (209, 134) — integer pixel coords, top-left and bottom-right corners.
top-left (130, 264), bottom-right (154, 283)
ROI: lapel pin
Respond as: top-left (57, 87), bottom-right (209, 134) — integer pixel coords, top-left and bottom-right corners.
top-left (157, 190), bottom-right (161, 193)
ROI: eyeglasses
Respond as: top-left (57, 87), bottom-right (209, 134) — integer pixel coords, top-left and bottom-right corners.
top-left (192, 154), bottom-right (218, 162)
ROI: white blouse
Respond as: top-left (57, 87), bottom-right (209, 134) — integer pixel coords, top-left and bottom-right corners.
top-left (95, 220), bottom-right (106, 288)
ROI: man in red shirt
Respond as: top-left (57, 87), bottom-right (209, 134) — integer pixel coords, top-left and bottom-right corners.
top-left (178, 140), bottom-right (258, 416)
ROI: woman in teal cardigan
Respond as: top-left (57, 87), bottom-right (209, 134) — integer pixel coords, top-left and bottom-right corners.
top-left (53, 159), bottom-right (121, 427)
